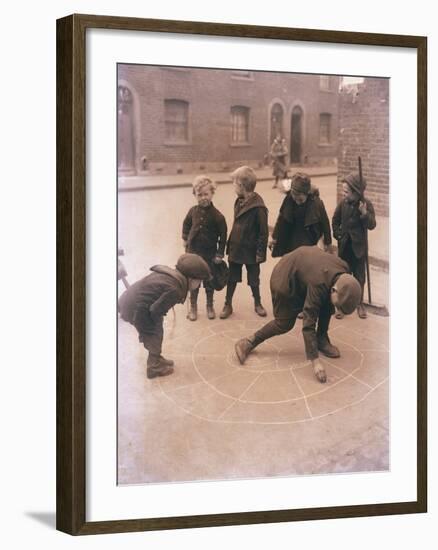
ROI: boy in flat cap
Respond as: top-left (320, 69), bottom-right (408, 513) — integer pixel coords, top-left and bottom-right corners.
top-left (269, 172), bottom-right (332, 257)
top-left (234, 246), bottom-right (361, 383)
top-left (220, 166), bottom-right (269, 319)
top-left (182, 175), bottom-right (227, 321)
top-left (332, 172), bottom-right (376, 319)
top-left (118, 253), bottom-right (211, 379)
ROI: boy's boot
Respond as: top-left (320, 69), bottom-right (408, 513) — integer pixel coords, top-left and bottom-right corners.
top-left (220, 302), bottom-right (233, 319)
top-left (206, 289), bottom-right (216, 320)
top-left (357, 303), bottom-right (367, 319)
top-left (147, 354), bottom-right (174, 379)
top-left (220, 281), bottom-right (236, 319)
top-left (159, 356), bottom-right (174, 367)
top-left (235, 336), bottom-right (256, 364)
top-left (317, 335), bottom-right (340, 358)
top-left (187, 288), bottom-right (199, 321)
top-left (251, 285), bottom-right (267, 317)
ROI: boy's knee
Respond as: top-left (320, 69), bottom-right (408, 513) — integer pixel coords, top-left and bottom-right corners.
top-left (275, 318), bottom-right (295, 333)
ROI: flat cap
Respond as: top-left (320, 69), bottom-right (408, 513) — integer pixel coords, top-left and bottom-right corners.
top-left (336, 273), bottom-right (362, 314)
top-left (176, 253), bottom-right (211, 280)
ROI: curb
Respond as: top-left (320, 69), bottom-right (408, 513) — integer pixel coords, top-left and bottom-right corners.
top-left (118, 171), bottom-right (338, 193)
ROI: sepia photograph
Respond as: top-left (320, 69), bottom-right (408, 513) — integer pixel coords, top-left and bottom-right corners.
top-left (116, 64), bottom-right (390, 485)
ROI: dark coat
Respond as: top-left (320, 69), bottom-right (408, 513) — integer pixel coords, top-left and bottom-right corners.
top-left (182, 203), bottom-right (227, 260)
top-left (270, 246), bottom-right (350, 359)
top-left (271, 190), bottom-right (332, 257)
top-left (118, 266), bottom-right (188, 333)
top-left (332, 198), bottom-right (376, 259)
top-left (226, 192), bottom-right (268, 265)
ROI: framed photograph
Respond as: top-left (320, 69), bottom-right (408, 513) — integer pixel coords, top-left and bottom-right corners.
top-left (56, 14), bottom-right (427, 535)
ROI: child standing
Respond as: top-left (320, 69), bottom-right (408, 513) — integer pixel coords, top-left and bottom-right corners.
top-left (332, 172), bottom-right (376, 319)
top-left (270, 134), bottom-right (288, 189)
top-left (182, 175), bottom-right (227, 321)
top-left (269, 172), bottom-right (333, 257)
top-left (220, 166), bottom-right (269, 319)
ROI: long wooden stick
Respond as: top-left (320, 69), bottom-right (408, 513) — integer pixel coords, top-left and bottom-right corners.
top-left (358, 156), bottom-right (372, 304)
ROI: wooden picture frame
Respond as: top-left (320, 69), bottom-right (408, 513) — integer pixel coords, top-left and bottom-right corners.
top-left (56, 13), bottom-right (427, 535)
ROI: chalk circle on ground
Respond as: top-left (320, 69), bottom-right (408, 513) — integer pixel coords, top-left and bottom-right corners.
top-left (158, 320), bottom-right (388, 425)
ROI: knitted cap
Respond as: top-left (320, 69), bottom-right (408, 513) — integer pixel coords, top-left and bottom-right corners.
top-left (342, 172), bottom-right (366, 197)
top-left (291, 172), bottom-right (311, 195)
top-left (176, 253), bottom-right (211, 280)
top-left (336, 274), bottom-right (362, 314)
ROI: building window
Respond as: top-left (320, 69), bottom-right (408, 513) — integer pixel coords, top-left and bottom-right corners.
top-left (319, 113), bottom-right (331, 144)
top-left (320, 75), bottom-right (331, 91)
top-left (164, 99), bottom-right (189, 142)
top-left (231, 106), bottom-right (250, 143)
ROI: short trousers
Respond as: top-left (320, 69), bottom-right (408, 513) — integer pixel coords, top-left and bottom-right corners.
top-left (228, 262), bottom-right (260, 286)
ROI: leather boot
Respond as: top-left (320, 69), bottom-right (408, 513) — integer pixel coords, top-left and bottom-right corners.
top-left (187, 289), bottom-right (198, 321)
top-left (220, 303), bottom-right (233, 319)
top-left (147, 355), bottom-right (174, 379)
top-left (206, 290), bottom-right (215, 320)
top-left (317, 336), bottom-right (340, 358)
top-left (187, 304), bottom-right (197, 321)
top-left (254, 301), bottom-right (267, 317)
top-left (235, 337), bottom-right (255, 364)
top-left (159, 355), bottom-right (174, 367)
top-left (357, 303), bottom-right (367, 319)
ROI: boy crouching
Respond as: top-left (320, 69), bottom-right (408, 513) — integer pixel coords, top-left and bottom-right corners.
top-left (118, 253), bottom-right (211, 379)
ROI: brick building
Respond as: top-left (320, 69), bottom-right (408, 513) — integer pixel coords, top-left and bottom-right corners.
top-left (337, 78), bottom-right (389, 216)
top-left (118, 65), bottom-right (340, 176)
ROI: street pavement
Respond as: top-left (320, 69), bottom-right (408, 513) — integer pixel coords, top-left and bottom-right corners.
top-left (117, 173), bottom-right (389, 485)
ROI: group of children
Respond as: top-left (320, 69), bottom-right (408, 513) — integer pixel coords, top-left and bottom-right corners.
top-left (183, 167), bottom-right (269, 322)
top-left (119, 164), bottom-right (375, 381)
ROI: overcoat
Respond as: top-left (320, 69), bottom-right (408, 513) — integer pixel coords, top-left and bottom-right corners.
top-left (226, 192), bottom-right (268, 265)
top-left (271, 190), bottom-right (332, 257)
top-left (332, 198), bottom-right (376, 259)
top-left (118, 265), bottom-right (188, 334)
top-left (270, 246), bottom-right (350, 358)
top-left (182, 203), bottom-right (227, 260)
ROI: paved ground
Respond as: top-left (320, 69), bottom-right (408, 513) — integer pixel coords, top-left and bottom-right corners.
top-left (117, 175), bottom-right (389, 485)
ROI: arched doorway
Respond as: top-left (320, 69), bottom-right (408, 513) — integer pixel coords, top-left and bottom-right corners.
top-left (290, 106), bottom-right (303, 163)
top-left (270, 103), bottom-right (284, 144)
top-left (118, 85), bottom-right (136, 174)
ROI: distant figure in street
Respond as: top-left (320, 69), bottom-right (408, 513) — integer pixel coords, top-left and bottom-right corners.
top-left (118, 254), bottom-right (211, 379)
top-left (220, 166), bottom-right (269, 319)
top-left (270, 135), bottom-right (288, 188)
top-left (182, 175), bottom-right (227, 321)
top-left (234, 246), bottom-right (362, 383)
top-left (269, 172), bottom-right (333, 257)
top-left (332, 172), bottom-right (376, 319)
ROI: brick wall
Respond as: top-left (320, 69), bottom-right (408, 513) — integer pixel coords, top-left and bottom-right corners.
top-left (337, 79), bottom-right (389, 216)
top-left (118, 65), bottom-right (340, 175)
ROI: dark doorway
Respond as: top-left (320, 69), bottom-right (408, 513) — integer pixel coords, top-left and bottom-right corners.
top-left (118, 85), bottom-right (136, 174)
top-left (270, 103), bottom-right (284, 145)
top-left (290, 106), bottom-right (303, 163)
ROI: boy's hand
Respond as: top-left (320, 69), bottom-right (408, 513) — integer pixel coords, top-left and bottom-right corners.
top-left (311, 359), bottom-right (327, 383)
top-left (212, 255), bottom-right (223, 265)
top-left (268, 238), bottom-right (277, 251)
top-left (359, 201), bottom-right (367, 216)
